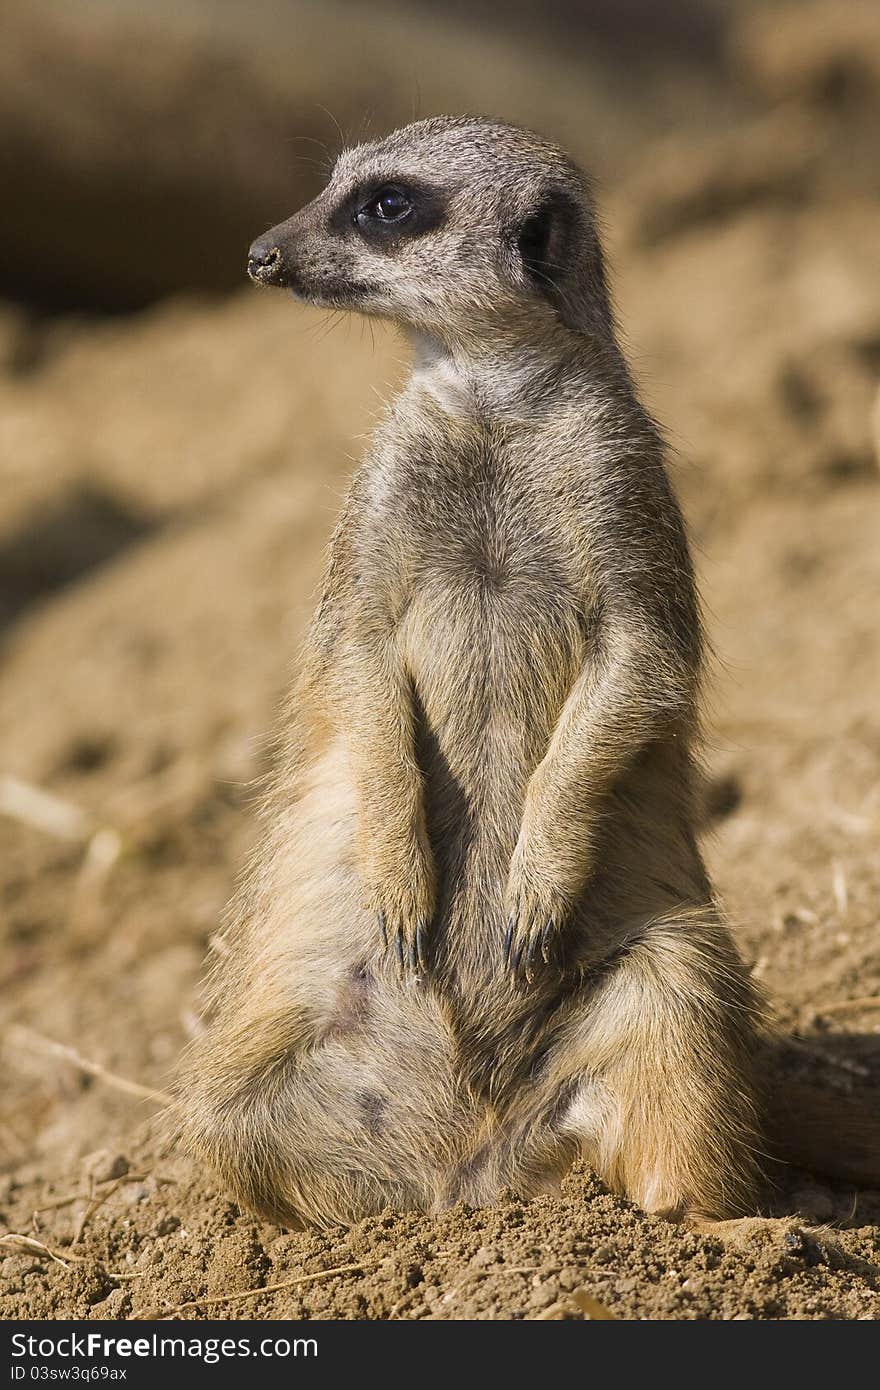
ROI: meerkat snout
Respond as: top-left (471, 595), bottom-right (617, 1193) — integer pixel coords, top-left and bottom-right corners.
top-left (247, 237), bottom-right (283, 284)
top-left (245, 115), bottom-right (614, 342)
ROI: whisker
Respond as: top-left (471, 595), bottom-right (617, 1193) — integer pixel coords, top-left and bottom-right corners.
top-left (315, 103), bottom-right (347, 156)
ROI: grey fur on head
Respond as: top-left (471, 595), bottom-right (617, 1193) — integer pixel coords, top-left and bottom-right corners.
top-left (248, 116), bottom-right (614, 344)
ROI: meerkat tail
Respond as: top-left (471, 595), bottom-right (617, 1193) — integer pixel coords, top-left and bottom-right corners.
top-left (766, 1077), bottom-right (880, 1188)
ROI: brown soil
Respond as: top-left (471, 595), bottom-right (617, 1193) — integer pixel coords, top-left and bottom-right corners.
top-left (1, 0), bottom-right (879, 1321)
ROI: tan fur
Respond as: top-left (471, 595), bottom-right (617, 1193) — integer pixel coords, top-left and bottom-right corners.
top-left (175, 117), bottom-right (876, 1228)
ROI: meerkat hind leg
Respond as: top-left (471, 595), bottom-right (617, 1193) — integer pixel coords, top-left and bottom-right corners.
top-left (556, 914), bottom-right (765, 1222)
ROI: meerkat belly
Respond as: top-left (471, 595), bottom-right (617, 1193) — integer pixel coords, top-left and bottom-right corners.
top-left (399, 567), bottom-right (584, 840)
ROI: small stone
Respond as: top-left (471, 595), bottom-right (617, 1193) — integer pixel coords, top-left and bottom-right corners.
top-left (470, 1248), bottom-right (495, 1268)
top-left (82, 1150), bottom-right (129, 1184)
top-left (96, 1287), bottom-right (130, 1317)
top-left (529, 1280), bottom-right (560, 1308)
top-left (783, 1229), bottom-right (808, 1258)
top-left (268, 1235), bottom-right (298, 1259)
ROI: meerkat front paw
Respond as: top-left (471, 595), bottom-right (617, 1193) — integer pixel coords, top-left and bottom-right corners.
top-left (364, 838), bottom-right (435, 979)
top-left (376, 900), bottom-right (431, 977)
top-left (503, 841), bottom-right (574, 983)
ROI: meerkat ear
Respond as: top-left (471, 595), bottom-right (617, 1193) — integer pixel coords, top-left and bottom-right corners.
top-left (514, 185), bottom-right (614, 337)
top-left (515, 187), bottom-right (579, 300)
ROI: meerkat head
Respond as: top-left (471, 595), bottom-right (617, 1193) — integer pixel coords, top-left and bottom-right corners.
top-left (247, 116), bottom-right (613, 347)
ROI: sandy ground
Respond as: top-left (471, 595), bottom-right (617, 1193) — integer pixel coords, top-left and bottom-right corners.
top-left (2, 1), bottom-right (880, 1321)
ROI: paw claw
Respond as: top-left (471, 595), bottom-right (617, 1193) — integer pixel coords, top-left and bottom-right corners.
top-left (416, 920), bottom-right (429, 972)
top-left (541, 919), bottom-right (555, 963)
top-left (504, 899), bottom-right (566, 983)
top-left (375, 907), bottom-right (431, 981)
top-left (523, 930), bottom-right (543, 981)
top-left (503, 918), bottom-right (515, 965)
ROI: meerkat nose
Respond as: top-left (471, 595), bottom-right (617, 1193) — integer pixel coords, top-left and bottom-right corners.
top-left (247, 236), bottom-right (284, 285)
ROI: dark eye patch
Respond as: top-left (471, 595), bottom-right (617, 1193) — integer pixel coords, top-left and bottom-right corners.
top-left (360, 185), bottom-right (412, 223)
top-left (330, 177), bottom-right (448, 248)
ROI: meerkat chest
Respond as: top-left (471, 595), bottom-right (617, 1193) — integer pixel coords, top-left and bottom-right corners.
top-left (366, 427), bottom-right (589, 716)
top-left (374, 430), bottom-right (583, 602)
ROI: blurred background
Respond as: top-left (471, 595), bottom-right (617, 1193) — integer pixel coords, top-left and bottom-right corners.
top-left (1, 0), bottom-right (879, 1321)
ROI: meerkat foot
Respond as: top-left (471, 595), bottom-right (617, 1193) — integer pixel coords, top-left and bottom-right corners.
top-left (688, 1216), bottom-right (844, 1261)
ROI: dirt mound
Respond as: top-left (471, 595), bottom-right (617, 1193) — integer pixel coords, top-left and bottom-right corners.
top-left (1, 0), bottom-right (879, 1320)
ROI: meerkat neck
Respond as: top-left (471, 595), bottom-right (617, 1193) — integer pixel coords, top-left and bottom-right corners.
top-left (408, 328), bottom-right (619, 421)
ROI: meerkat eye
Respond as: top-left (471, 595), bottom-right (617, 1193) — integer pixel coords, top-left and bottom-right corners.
top-left (358, 185), bottom-right (413, 225)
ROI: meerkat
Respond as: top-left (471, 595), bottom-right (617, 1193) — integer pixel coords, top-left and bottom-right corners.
top-left (177, 116), bottom-right (878, 1229)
